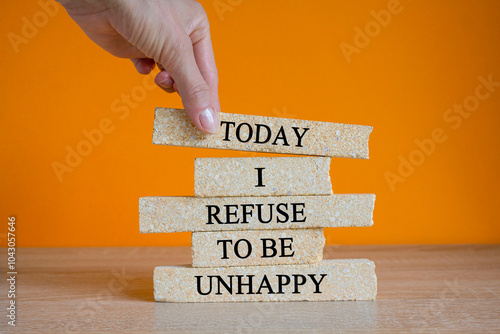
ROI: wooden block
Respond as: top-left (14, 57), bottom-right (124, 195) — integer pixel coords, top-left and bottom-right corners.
top-left (191, 229), bottom-right (324, 268)
top-left (152, 108), bottom-right (372, 159)
top-left (154, 259), bottom-right (377, 302)
top-left (140, 194), bottom-right (375, 233)
top-left (194, 157), bottom-right (332, 197)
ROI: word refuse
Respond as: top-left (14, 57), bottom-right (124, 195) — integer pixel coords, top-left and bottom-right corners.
top-left (139, 194), bottom-right (375, 233)
top-left (206, 202), bottom-right (306, 224)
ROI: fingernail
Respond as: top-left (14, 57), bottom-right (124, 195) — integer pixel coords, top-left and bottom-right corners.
top-left (156, 77), bottom-right (171, 88)
top-left (156, 79), bottom-right (166, 87)
top-left (199, 108), bottom-right (219, 134)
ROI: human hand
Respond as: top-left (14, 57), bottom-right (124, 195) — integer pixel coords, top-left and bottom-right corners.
top-left (57, 0), bottom-right (220, 134)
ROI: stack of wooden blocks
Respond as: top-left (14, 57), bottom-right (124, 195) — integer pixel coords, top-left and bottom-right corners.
top-left (140, 108), bottom-right (377, 303)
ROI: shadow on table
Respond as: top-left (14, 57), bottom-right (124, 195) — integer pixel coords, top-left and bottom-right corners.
top-left (153, 300), bottom-right (378, 332)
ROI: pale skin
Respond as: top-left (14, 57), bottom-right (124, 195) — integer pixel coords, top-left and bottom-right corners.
top-left (57, 0), bottom-right (220, 134)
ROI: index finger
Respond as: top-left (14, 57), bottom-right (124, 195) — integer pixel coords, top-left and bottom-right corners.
top-left (192, 30), bottom-right (220, 114)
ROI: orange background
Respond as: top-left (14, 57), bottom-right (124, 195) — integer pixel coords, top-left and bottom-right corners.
top-left (1, 0), bottom-right (499, 247)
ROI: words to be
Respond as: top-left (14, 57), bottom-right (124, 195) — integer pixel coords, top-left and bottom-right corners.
top-left (217, 237), bottom-right (294, 260)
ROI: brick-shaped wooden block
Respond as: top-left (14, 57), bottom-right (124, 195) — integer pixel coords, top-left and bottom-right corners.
top-left (153, 108), bottom-right (372, 159)
top-left (140, 194), bottom-right (374, 233)
top-left (191, 229), bottom-right (324, 268)
top-left (194, 157), bottom-right (332, 197)
top-left (154, 259), bottom-right (377, 302)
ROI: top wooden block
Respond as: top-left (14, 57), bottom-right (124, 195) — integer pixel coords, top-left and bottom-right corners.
top-left (153, 108), bottom-right (372, 158)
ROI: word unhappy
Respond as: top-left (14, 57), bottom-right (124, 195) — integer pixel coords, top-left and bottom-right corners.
top-left (154, 259), bottom-right (377, 302)
top-left (195, 273), bottom-right (327, 296)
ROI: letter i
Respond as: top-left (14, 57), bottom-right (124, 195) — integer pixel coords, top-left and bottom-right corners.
top-left (255, 167), bottom-right (265, 187)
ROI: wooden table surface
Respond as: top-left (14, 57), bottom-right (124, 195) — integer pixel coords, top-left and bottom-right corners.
top-left (1, 245), bottom-right (499, 333)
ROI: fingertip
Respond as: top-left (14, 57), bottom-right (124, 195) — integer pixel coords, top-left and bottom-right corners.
top-left (155, 71), bottom-right (174, 89)
top-left (198, 107), bottom-right (220, 134)
top-left (157, 86), bottom-right (176, 94)
top-left (131, 58), bottom-right (155, 75)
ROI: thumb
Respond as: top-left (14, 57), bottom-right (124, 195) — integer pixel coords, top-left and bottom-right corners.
top-left (161, 39), bottom-right (219, 134)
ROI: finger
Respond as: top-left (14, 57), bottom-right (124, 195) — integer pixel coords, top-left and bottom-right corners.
top-left (155, 70), bottom-right (176, 93)
top-left (130, 58), bottom-right (156, 74)
top-left (162, 36), bottom-right (219, 134)
top-left (192, 31), bottom-right (220, 114)
top-left (157, 86), bottom-right (176, 94)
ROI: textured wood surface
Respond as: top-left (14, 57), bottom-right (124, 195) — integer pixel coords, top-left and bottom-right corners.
top-left (1, 245), bottom-right (499, 333)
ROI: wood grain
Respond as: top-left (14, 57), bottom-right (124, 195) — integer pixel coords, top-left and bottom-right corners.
top-left (1, 245), bottom-right (499, 333)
